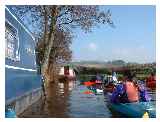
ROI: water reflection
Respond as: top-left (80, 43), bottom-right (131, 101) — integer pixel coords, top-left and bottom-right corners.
top-left (44, 80), bottom-right (76, 117)
top-left (20, 75), bottom-right (155, 118)
top-left (68, 81), bottom-right (112, 117)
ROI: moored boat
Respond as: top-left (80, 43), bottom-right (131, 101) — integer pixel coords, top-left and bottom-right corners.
top-left (5, 6), bottom-right (42, 116)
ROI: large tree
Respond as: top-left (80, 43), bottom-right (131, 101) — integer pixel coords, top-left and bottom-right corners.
top-left (10, 5), bottom-right (114, 101)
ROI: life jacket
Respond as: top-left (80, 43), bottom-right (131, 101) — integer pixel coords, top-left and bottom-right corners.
top-left (125, 81), bottom-right (139, 102)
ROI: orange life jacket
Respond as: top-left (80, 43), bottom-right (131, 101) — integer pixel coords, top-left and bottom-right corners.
top-left (125, 81), bottom-right (139, 102)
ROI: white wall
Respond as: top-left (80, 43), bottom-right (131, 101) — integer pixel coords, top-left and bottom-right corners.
top-left (59, 67), bottom-right (75, 77)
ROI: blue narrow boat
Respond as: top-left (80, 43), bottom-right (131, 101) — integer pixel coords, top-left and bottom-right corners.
top-left (5, 6), bottom-right (42, 117)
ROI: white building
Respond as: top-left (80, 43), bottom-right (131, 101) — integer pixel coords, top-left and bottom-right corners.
top-left (59, 66), bottom-right (76, 79)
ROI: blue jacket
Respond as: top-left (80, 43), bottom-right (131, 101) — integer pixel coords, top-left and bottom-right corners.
top-left (111, 83), bottom-right (150, 103)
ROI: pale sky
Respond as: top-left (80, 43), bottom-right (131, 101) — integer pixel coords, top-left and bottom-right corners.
top-left (71, 5), bottom-right (156, 63)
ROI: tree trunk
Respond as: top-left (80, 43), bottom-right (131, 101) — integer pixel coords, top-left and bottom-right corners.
top-left (40, 6), bottom-right (59, 108)
top-left (41, 6), bottom-right (58, 83)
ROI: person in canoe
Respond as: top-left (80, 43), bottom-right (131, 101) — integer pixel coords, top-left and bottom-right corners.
top-left (95, 74), bottom-right (103, 83)
top-left (146, 72), bottom-right (156, 90)
top-left (104, 72), bottom-right (119, 93)
top-left (112, 71), bottom-right (118, 84)
top-left (111, 70), bottom-right (150, 103)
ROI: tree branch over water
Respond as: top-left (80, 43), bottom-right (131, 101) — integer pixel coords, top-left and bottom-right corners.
top-left (9, 5), bottom-right (114, 99)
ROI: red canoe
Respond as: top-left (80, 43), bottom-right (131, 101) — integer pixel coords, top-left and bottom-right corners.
top-left (83, 81), bottom-right (96, 86)
top-left (82, 90), bottom-right (94, 94)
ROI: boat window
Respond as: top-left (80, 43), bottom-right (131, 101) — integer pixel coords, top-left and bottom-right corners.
top-left (5, 20), bottom-right (20, 61)
top-left (26, 45), bottom-right (34, 55)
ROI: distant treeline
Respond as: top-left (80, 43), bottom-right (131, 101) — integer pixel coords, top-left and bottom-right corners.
top-left (79, 66), bottom-right (155, 74)
top-left (79, 67), bottom-right (112, 75)
top-left (78, 65), bottom-right (156, 80)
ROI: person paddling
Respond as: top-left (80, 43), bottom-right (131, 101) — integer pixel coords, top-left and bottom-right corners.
top-left (111, 70), bottom-right (150, 103)
top-left (124, 72), bottom-right (139, 102)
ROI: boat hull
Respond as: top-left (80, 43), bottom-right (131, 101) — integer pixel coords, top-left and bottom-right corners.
top-left (5, 68), bottom-right (41, 101)
top-left (108, 101), bottom-right (156, 118)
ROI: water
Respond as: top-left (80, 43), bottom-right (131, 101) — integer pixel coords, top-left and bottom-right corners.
top-left (68, 81), bottom-right (111, 117)
top-left (19, 76), bottom-right (156, 118)
top-left (20, 79), bottom-right (112, 117)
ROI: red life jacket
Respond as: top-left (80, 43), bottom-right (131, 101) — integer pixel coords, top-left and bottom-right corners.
top-left (125, 81), bottom-right (139, 102)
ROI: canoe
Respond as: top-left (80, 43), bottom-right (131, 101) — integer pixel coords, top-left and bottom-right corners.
top-left (83, 81), bottom-right (96, 86)
top-left (87, 86), bottom-right (103, 95)
top-left (82, 90), bottom-right (94, 94)
top-left (96, 89), bottom-right (103, 94)
top-left (108, 101), bottom-right (156, 118)
top-left (104, 84), bottom-right (115, 93)
top-left (105, 92), bottom-right (156, 118)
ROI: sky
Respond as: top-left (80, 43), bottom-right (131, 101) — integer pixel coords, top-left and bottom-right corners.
top-left (71, 5), bottom-right (156, 63)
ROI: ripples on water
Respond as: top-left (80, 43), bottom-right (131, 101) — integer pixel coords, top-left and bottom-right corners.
top-left (68, 82), bottom-right (112, 117)
top-left (48, 80), bottom-right (112, 118)
top-left (20, 77), bottom-right (156, 118)
top-left (20, 80), bottom-right (112, 117)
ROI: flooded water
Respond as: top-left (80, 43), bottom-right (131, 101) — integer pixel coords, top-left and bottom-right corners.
top-left (67, 81), bottom-right (112, 117)
top-left (19, 76), bottom-right (156, 118)
top-left (20, 79), bottom-right (112, 117)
